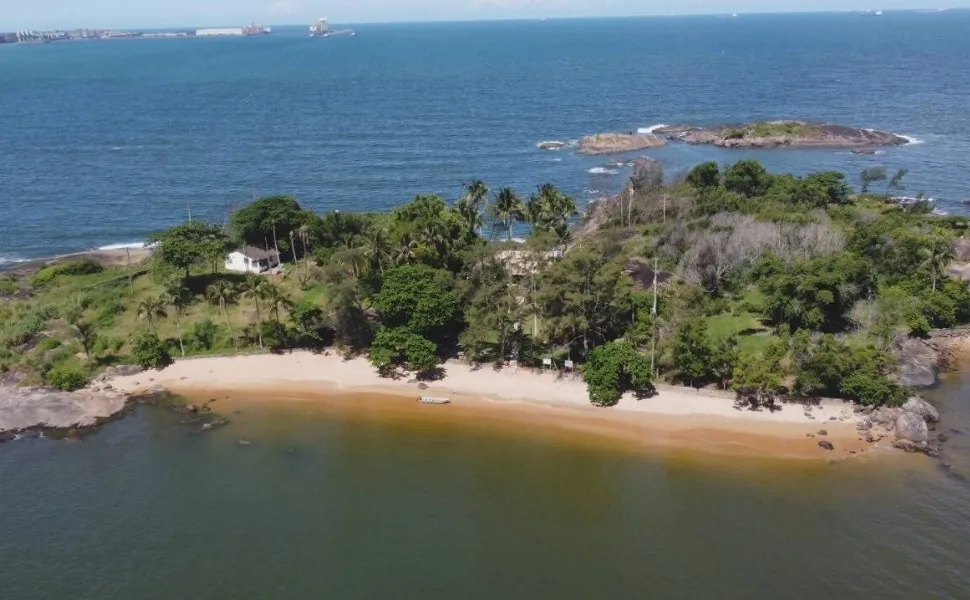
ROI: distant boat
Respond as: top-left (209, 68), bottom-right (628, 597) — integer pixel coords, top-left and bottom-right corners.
top-left (862, 9), bottom-right (884, 16)
top-left (418, 397), bottom-right (451, 405)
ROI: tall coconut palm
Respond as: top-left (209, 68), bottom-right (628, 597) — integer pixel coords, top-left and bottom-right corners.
top-left (459, 180), bottom-right (489, 236)
top-left (206, 280), bottom-right (239, 349)
top-left (165, 283), bottom-right (190, 357)
top-left (240, 275), bottom-right (269, 349)
top-left (492, 187), bottom-right (525, 242)
top-left (394, 232), bottom-right (419, 265)
top-left (920, 235), bottom-right (955, 292)
top-left (262, 283), bottom-right (293, 326)
top-left (363, 224), bottom-right (393, 275)
top-left (137, 296), bottom-right (168, 337)
top-left (74, 321), bottom-right (98, 360)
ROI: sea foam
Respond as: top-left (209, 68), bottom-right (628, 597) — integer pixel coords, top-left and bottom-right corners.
top-left (97, 242), bottom-right (147, 251)
top-left (638, 124), bottom-right (668, 134)
top-left (588, 167), bottom-right (619, 175)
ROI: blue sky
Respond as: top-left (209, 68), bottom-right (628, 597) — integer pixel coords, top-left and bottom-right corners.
top-left (5, 1), bottom-right (963, 30)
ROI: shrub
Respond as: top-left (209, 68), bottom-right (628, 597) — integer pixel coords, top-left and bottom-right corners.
top-left (93, 336), bottom-right (123, 355)
top-left (46, 367), bottom-right (88, 391)
top-left (188, 318), bottom-right (219, 351)
top-left (36, 337), bottom-right (63, 352)
top-left (584, 341), bottom-right (654, 407)
top-left (95, 299), bottom-right (126, 327)
top-left (30, 259), bottom-right (103, 286)
top-left (130, 334), bottom-right (172, 370)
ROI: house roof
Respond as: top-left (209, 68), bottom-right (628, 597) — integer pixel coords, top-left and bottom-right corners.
top-left (233, 245), bottom-right (277, 260)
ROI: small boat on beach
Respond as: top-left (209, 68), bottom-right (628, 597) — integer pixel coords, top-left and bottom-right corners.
top-left (418, 396), bottom-right (451, 405)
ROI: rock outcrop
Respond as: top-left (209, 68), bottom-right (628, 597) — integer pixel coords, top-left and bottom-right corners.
top-left (653, 121), bottom-right (908, 149)
top-left (0, 384), bottom-right (130, 440)
top-left (893, 337), bottom-right (942, 388)
top-left (576, 133), bottom-right (666, 155)
top-left (903, 397), bottom-right (940, 423)
top-left (894, 411), bottom-right (930, 447)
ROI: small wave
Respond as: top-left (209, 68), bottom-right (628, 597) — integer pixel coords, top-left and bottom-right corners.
top-left (0, 255), bottom-right (28, 266)
top-left (551, 157), bottom-right (563, 162)
top-left (638, 124), bottom-right (668, 134)
top-left (97, 242), bottom-right (146, 251)
top-left (111, 146), bottom-right (122, 151)
top-left (899, 134), bottom-right (925, 145)
top-left (588, 167), bottom-right (619, 175)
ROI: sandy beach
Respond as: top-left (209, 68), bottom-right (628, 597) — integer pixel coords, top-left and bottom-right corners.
top-left (107, 352), bottom-right (880, 460)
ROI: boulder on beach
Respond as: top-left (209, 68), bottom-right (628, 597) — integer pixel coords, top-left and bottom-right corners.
top-left (894, 412), bottom-right (930, 446)
top-left (903, 397), bottom-right (940, 423)
top-left (576, 133), bottom-right (666, 155)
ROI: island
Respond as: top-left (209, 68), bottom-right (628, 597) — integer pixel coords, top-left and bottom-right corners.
top-left (1, 160), bottom-right (963, 460)
top-left (653, 121), bottom-right (909, 149)
top-left (576, 133), bottom-right (667, 155)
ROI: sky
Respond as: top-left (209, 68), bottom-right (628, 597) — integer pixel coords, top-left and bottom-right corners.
top-left (3, 1), bottom-right (964, 30)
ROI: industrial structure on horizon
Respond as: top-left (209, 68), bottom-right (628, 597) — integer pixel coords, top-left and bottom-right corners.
top-left (0, 22), bottom-right (270, 44)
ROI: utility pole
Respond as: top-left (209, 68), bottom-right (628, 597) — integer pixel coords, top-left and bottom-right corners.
top-left (125, 247), bottom-right (134, 297)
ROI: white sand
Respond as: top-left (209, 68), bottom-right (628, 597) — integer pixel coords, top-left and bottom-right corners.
top-left (108, 351), bottom-right (858, 426)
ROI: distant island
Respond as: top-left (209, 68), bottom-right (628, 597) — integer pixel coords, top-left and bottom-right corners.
top-left (653, 121), bottom-right (909, 149)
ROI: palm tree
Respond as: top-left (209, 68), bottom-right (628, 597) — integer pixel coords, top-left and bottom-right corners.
top-left (394, 232), bottom-right (419, 265)
top-left (206, 280), bottom-right (239, 349)
top-left (240, 275), bottom-right (269, 349)
top-left (137, 296), bottom-right (168, 337)
top-left (262, 283), bottom-right (293, 326)
top-left (920, 235), bottom-right (955, 292)
top-left (74, 321), bottom-right (98, 360)
top-left (165, 283), bottom-right (189, 357)
top-left (363, 224), bottom-right (393, 275)
top-left (458, 180), bottom-right (489, 236)
top-left (492, 187), bottom-right (525, 242)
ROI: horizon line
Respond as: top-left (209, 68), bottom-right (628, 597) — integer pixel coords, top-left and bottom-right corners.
top-left (5, 7), bottom-right (968, 32)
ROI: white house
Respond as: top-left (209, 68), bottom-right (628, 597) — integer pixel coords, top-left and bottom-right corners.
top-left (225, 246), bottom-right (280, 274)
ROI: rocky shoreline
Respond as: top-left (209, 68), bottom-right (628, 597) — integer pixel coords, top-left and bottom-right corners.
top-left (653, 121), bottom-right (908, 149)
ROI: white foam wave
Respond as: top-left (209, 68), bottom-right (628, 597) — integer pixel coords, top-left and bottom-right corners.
top-left (638, 124), bottom-right (668, 134)
top-left (899, 134), bottom-right (925, 145)
top-left (97, 242), bottom-right (147, 251)
top-left (588, 167), bottom-right (619, 175)
top-left (0, 255), bottom-right (28, 266)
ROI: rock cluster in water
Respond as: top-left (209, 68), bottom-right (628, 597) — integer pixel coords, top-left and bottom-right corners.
top-left (576, 133), bottom-right (667, 155)
top-left (652, 121), bottom-right (908, 149)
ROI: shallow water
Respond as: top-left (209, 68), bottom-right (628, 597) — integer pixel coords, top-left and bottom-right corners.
top-left (2, 12), bottom-right (970, 262)
top-left (2, 369), bottom-right (970, 598)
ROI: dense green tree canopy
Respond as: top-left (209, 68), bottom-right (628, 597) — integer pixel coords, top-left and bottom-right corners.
top-left (148, 221), bottom-right (231, 279)
top-left (584, 341), bottom-right (654, 407)
top-left (723, 160), bottom-right (772, 198)
top-left (685, 161), bottom-right (720, 190)
top-left (373, 264), bottom-right (463, 346)
top-left (230, 195), bottom-right (309, 257)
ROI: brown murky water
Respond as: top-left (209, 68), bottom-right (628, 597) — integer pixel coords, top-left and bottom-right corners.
top-left (2, 373), bottom-right (969, 599)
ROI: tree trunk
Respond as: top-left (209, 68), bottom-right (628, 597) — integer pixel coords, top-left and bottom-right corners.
top-left (506, 217), bottom-right (512, 242)
top-left (149, 316), bottom-right (157, 337)
top-left (175, 309), bottom-right (185, 357)
top-left (254, 300), bottom-right (264, 349)
top-left (290, 230), bottom-right (298, 265)
top-left (272, 223), bottom-right (281, 265)
top-left (222, 302), bottom-right (237, 349)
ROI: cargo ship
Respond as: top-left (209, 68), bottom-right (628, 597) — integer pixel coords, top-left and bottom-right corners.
top-left (309, 18), bottom-right (355, 37)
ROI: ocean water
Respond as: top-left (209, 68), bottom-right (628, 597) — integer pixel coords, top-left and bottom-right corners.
top-left (2, 369), bottom-right (970, 599)
top-left (1, 11), bottom-right (969, 263)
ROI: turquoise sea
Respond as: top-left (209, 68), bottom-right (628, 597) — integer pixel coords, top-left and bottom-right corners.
top-left (1, 11), bottom-right (969, 262)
